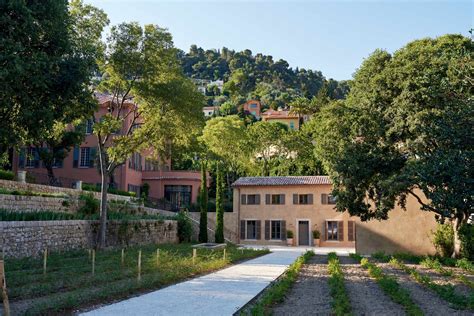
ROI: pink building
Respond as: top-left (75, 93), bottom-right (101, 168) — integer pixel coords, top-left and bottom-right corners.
top-left (12, 93), bottom-right (206, 209)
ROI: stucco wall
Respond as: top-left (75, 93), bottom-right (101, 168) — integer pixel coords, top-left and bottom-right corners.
top-left (1, 219), bottom-right (178, 258)
top-left (355, 193), bottom-right (438, 256)
top-left (234, 185), bottom-right (355, 247)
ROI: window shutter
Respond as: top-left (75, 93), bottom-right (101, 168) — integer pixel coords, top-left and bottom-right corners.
top-left (265, 220), bottom-right (270, 240)
top-left (18, 148), bottom-right (25, 168)
top-left (280, 194), bottom-right (285, 205)
top-left (324, 221), bottom-right (327, 241)
top-left (89, 147), bottom-right (97, 168)
top-left (255, 194), bottom-right (261, 205)
top-left (308, 194), bottom-right (313, 204)
top-left (293, 194), bottom-right (298, 204)
top-left (338, 221), bottom-right (344, 241)
top-left (73, 147), bottom-right (79, 168)
top-left (281, 220), bottom-right (286, 241)
top-left (33, 148), bottom-right (40, 168)
top-left (241, 194), bottom-right (247, 205)
top-left (265, 194), bottom-right (270, 205)
top-left (256, 220), bottom-right (261, 240)
top-left (321, 194), bottom-right (328, 204)
top-left (240, 220), bottom-right (245, 240)
top-left (348, 221), bottom-right (355, 241)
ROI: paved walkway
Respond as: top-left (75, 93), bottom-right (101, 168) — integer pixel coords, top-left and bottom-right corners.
top-left (81, 246), bottom-right (354, 316)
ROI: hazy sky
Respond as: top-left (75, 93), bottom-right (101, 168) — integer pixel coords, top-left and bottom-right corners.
top-left (85, 0), bottom-right (473, 80)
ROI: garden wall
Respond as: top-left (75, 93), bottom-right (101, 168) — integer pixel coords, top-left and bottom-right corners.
top-left (0, 194), bottom-right (79, 213)
top-left (0, 179), bottom-right (131, 202)
top-left (1, 219), bottom-right (178, 258)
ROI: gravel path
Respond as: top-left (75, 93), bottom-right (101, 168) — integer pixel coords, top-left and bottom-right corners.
top-left (272, 255), bottom-right (332, 316)
top-left (338, 256), bottom-right (406, 316)
top-left (412, 264), bottom-right (473, 298)
top-left (379, 263), bottom-right (473, 316)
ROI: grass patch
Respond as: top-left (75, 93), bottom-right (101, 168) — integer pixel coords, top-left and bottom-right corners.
top-left (421, 257), bottom-right (474, 289)
top-left (455, 258), bottom-right (474, 274)
top-left (0, 187), bottom-right (68, 198)
top-left (327, 252), bottom-right (352, 316)
top-left (360, 258), bottom-right (422, 316)
top-left (371, 251), bottom-right (423, 264)
top-left (244, 250), bottom-right (314, 315)
top-left (390, 258), bottom-right (474, 310)
top-left (5, 243), bottom-right (269, 315)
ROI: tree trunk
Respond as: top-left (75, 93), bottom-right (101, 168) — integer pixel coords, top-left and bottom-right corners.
top-left (97, 147), bottom-right (108, 249)
top-left (451, 215), bottom-right (465, 258)
top-left (44, 163), bottom-right (58, 186)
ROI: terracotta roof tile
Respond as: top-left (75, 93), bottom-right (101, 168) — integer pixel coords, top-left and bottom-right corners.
top-left (232, 176), bottom-right (331, 187)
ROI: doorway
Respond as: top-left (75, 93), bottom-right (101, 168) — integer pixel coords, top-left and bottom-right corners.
top-left (298, 220), bottom-right (310, 246)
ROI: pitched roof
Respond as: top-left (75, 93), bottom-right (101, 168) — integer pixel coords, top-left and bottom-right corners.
top-left (261, 109), bottom-right (298, 119)
top-left (232, 176), bottom-right (331, 187)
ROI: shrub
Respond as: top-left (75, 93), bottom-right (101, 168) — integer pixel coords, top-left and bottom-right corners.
top-left (287, 230), bottom-right (294, 239)
top-left (459, 223), bottom-right (474, 261)
top-left (371, 251), bottom-right (391, 262)
top-left (177, 211), bottom-right (193, 242)
top-left (0, 169), bottom-right (14, 180)
top-left (312, 230), bottom-right (320, 239)
top-left (141, 182), bottom-right (150, 199)
top-left (432, 223), bottom-right (454, 257)
top-left (78, 193), bottom-right (99, 215)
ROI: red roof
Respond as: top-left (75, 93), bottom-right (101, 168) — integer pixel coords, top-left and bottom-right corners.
top-left (261, 109), bottom-right (298, 118)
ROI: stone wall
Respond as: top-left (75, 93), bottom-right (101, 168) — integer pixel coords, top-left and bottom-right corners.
top-left (0, 194), bottom-right (80, 213)
top-left (0, 219), bottom-right (178, 258)
top-left (0, 179), bottom-right (131, 202)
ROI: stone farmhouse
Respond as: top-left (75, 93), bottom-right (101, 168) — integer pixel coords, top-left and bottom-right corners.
top-left (231, 176), bottom-right (439, 255)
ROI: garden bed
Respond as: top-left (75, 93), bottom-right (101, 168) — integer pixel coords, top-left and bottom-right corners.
top-left (4, 243), bottom-right (269, 315)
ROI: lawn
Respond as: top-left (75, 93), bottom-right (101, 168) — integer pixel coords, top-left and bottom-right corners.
top-left (4, 243), bottom-right (269, 315)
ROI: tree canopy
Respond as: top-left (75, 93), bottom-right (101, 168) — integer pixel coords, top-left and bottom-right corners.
top-left (312, 34), bottom-right (473, 256)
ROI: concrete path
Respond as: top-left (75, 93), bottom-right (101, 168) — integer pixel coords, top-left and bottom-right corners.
top-left (81, 246), bottom-right (354, 316)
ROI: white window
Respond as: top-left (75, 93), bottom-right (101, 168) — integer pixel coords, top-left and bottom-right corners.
top-left (246, 220), bottom-right (257, 240)
top-left (79, 147), bottom-right (90, 167)
top-left (85, 119), bottom-right (94, 134)
top-left (271, 221), bottom-right (282, 240)
top-left (25, 148), bottom-right (36, 168)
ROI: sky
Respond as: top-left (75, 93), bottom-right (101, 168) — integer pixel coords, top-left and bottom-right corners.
top-left (85, 0), bottom-right (472, 80)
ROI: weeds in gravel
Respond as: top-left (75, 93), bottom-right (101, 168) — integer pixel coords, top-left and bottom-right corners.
top-left (245, 250), bottom-right (315, 316)
top-left (360, 258), bottom-right (422, 316)
top-left (421, 257), bottom-right (474, 289)
top-left (455, 258), bottom-right (474, 273)
top-left (327, 252), bottom-right (352, 316)
top-left (390, 258), bottom-right (474, 310)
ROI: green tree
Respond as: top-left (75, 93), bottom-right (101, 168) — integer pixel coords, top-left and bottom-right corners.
top-left (312, 34), bottom-right (473, 257)
top-left (215, 164), bottom-right (225, 243)
top-left (0, 0), bottom-right (106, 161)
top-left (95, 22), bottom-right (204, 248)
top-left (199, 161), bottom-right (208, 243)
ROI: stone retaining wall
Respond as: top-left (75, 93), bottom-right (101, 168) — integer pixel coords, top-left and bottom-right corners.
top-left (0, 219), bottom-right (178, 258)
top-left (0, 179), bottom-right (131, 202)
top-left (0, 194), bottom-right (80, 213)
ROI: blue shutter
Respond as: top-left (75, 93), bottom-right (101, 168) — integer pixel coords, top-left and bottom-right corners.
top-left (18, 148), bottom-right (25, 168)
top-left (33, 148), bottom-right (40, 168)
top-left (73, 147), bottom-right (79, 168)
top-left (89, 147), bottom-right (97, 167)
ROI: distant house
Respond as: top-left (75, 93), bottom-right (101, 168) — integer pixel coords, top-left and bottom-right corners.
top-left (193, 79), bottom-right (224, 95)
top-left (242, 100), bottom-right (262, 118)
top-left (231, 176), bottom-right (438, 255)
top-left (203, 106), bottom-right (219, 117)
top-left (261, 108), bottom-right (300, 130)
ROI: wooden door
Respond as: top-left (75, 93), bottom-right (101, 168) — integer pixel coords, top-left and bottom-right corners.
top-left (298, 221), bottom-right (310, 246)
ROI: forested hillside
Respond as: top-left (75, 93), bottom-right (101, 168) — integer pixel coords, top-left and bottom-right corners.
top-left (178, 45), bottom-right (350, 108)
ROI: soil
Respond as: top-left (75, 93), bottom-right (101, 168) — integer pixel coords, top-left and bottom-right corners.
top-left (338, 256), bottom-right (406, 316)
top-left (272, 255), bottom-right (333, 316)
top-left (379, 263), bottom-right (474, 316)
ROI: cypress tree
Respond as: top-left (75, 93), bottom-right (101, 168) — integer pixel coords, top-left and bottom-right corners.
top-left (215, 164), bottom-right (225, 243)
top-left (199, 161), bottom-right (208, 243)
